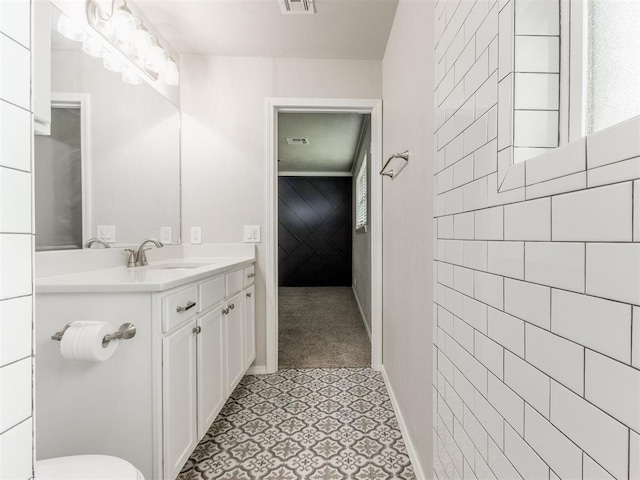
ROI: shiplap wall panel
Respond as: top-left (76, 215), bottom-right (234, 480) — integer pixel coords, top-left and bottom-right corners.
top-left (433, 0), bottom-right (640, 479)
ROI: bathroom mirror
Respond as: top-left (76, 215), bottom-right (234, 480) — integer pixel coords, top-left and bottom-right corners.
top-left (495, 0), bottom-right (640, 195)
top-left (34, 4), bottom-right (181, 250)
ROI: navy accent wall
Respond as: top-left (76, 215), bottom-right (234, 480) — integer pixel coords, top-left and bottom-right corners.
top-left (278, 177), bottom-right (352, 286)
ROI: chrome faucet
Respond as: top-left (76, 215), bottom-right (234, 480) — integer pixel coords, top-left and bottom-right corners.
top-left (83, 238), bottom-right (111, 249)
top-left (125, 238), bottom-right (164, 267)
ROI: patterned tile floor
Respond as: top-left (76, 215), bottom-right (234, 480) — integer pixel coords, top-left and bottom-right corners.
top-left (178, 368), bottom-right (415, 480)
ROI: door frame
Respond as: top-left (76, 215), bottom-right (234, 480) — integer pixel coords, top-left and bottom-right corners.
top-left (265, 97), bottom-right (383, 373)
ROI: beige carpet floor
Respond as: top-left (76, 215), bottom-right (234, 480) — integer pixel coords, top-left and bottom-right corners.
top-left (278, 287), bottom-right (371, 368)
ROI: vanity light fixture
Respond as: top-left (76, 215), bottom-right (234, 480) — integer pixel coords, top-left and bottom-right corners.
top-left (122, 66), bottom-right (143, 85)
top-left (109, 2), bottom-right (136, 45)
top-left (129, 22), bottom-right (152, 60)
top-left (144, 36), bottom-right (166, 73)
top-left (102, 51), bottom-right (124, 72)
top-left (57, 14), bottom-right (88, 42)
top-left (82, 36), bottom-right (107, 57)
top-left (86, 0), bottom-right (179, 85)
top-left (161, 57), bottom-right (179, 86)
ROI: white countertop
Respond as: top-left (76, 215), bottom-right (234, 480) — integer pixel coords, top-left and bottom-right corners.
top-left (36, 257), bottom-right (255, 293)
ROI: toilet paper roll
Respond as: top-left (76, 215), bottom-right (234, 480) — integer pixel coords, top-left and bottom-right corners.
top-left (60, 321), bottom-right (119, 362)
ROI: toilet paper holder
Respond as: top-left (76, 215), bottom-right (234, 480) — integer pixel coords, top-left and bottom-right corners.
top-left (52, 322), bottom-right (137, 347)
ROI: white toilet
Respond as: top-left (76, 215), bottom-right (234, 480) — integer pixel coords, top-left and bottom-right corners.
top-left (36, 455), bottom-right (144, 479)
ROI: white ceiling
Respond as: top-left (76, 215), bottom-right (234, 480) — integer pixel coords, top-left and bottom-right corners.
top-left (134, 0), bottom-right (399, 59)
top-left (278, 113), bottom-right (367, 173)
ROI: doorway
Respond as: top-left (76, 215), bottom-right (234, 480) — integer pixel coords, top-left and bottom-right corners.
top-left (265, 98), bottom-right (383, 373)
top-left (278, 113), bottom-right (368, 367)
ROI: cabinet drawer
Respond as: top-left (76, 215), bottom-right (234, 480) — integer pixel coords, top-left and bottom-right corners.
top-left (198, 276), bottom-right (225, 313)
top-left (162, 285), bottom-right (198, 333)
top-left (225, 270), bottom-right (244, 297)
top-left (243, 265), bottom-right (255, 287)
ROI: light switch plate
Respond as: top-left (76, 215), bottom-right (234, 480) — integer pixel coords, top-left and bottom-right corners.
top-left (160, 227), bottom-right (172, 244)
top-left (243, 226), bottom-right (261, 243)
top-left (190, 227), bottom-right (202, 244)
top-left (97, 225), bottom-right (116, 243)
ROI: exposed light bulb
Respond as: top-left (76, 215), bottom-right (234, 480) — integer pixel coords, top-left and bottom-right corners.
top-left (129, 26), bottom-right (152, 59)
top-left (144, 42), bottom-right (167, 74)
top-left (110, 5), bottom-right (136, 45)
top-left (103, 52), bottom-right (124, 72)
top-left (82, 37), bottom-right (107, 58)
top-left (57, 14), bottom-right (87, 42)
top-left (122, 67), bottom-right (143, 85)
top-left (161, 58), bottom-right (179, 86)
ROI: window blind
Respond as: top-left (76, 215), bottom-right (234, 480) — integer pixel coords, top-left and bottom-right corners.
top-left (356, 155), bottom-right (367, 230)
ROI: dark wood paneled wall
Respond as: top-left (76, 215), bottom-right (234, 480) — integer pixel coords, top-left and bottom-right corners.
top-left (278, 177), bottom-right (352, 286)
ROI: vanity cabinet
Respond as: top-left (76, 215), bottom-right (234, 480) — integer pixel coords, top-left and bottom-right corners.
top-left (35, 259), bottom-right (256, 480)
top-left (226, 290), bottom-right (245, 394)
top-left (244, 284), bottom-right (256, 367)
top-left (163, 318), bottom-right (199, 480)
top-left (161, 268), bottom-right (255, 480)
top-left (163, 304), bottom-right (226, 480)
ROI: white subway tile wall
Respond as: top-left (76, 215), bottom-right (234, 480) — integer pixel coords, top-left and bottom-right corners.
top-left (0, 2), bottom-right (34, 479)
top-left (433, 1), bottom-right (639, 479)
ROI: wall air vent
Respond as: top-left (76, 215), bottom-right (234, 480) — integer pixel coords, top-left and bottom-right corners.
top-left (285, 138), bottom-right (310, 145)
top-left (279, 0), bottom-right (315, 15)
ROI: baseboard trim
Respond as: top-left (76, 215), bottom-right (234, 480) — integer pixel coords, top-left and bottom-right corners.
top-left (246, 365), bottom-right (269, 375)
top-left (352, 285), bottom-right (372, 341)
top-left (381, 366), bottom-right (427, 480)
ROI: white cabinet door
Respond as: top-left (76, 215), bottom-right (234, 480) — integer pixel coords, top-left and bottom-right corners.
top-left (225, 291), bottom-right (244, 393)
top-left (244, 286), bottom-right (256, 368)
top-left (197, 305), bottom-right (225, 439)
top-left (163, 319), bottom-right (198, 480)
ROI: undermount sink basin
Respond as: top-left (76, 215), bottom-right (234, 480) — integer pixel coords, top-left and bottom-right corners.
top-left (148, 262), bottom-right (214, 270)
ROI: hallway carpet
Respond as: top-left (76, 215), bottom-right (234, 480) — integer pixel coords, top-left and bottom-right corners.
top-left (278, 287), bottom-right (371, 368)
top-left (178, 368), bottom-right (415, 479)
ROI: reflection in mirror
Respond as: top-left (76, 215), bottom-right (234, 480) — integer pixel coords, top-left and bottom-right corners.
top-left (34, 4), bottom-right (181, 251)
top-left (35, 103), bottom-right (84, 250)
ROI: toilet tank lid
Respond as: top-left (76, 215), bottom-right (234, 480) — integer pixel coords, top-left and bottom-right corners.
top-left (36, 454), bottom-right (143, 480)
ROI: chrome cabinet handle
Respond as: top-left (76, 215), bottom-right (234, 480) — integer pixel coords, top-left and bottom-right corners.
top-left (246, 292), bottom-right (252, 298)
top-left (177, 301), bottom-right (196, 313)
top-left (192, 326), bottom-right (201, 335)
top-left (247, 273), bottom-right (256, 278)
top-left (229, 304), bottom-right (235, 310)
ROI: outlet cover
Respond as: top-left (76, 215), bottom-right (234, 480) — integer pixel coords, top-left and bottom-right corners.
top-left (97, 225), bottom-right (116, 243)
top-left (243, 226), bottom-right (261, 243)
top-left (160, 227), bottom-right (172, 244)
top-left (190, 227), bottom-right (202, 244)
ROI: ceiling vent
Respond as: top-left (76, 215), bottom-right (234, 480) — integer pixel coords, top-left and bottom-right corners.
top-left (285, 137), bottom-right (310, 145)
top-left (279, 0), bottom-right (315, 15)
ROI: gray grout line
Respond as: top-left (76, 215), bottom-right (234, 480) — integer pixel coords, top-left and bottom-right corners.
top-left (433, 175), bottom-right (640, 217)
top-left (437, 328), bottom-right (616, 480)
top-left (0, 416), bottom-right (32, 438)
top-left (440, 316), bottom-right (640, 443)
top-left (0, 163), bottom-right (32, 175)
top-left (434, 278), bottom-right (640, 373)
top-left (0, 97), bottom-right (31, 115)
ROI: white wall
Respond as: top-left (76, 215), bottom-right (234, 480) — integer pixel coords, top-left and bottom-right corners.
top-left (0, 0), bottom-right (35, 478)
top-left (381, 0), bottom-right (435, 476)
top-left (352, 117), bottom-right (371, 332)
top-left (180, 55), bottom-right (382, 367)
top-left (433, 1), bottom-right (640, 480)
